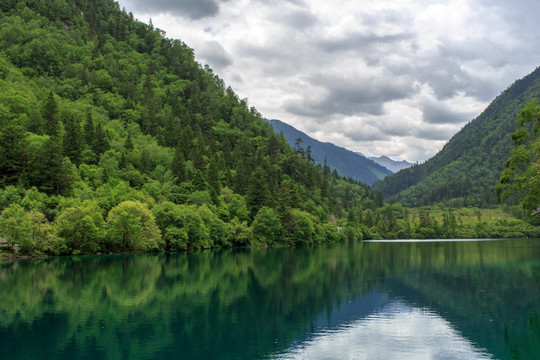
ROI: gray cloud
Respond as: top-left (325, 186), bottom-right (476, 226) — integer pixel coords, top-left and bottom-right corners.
top-left (237, 43), bottom-right (287, 62)
top-left (276, 9), bottom-right (318, 29)
top-left (417, 57), bottom-right (473, 100)
top-left (284, 73), bottom-right (416, 119)
top-left (421, 100), bottom-right (474, 125)
top-left (360, 8), bottom-right (412, 29)
top-left (119, 0), bottom-right (540, 161)
top-left (198, 41), bottom-right (233, 70)
top-left (345, 129), bottom-right (390, 142)
top-left (336, 123), bottom-right (390, 142)
top-left (122, 0), bottom-right (229, 19)
top-left (253, 0), bottom-right (309, 7)
top-left (441, 40), bottom-right (506, 68)
top-left (319, 32), bottom-right (413, 54)
top-left (414, 126), bottom-right (458, 141)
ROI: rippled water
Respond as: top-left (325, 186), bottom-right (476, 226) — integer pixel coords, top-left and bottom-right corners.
top-left (1, 239), bottom-right (539, 359)
top-left (272, 301), bottom-right (493, 360)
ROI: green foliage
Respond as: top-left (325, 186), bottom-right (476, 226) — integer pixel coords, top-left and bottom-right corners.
top-left (62, 111), bottom-right (83, 165)
top-left (252, 206), bottom-right (283, 244)
top-left (246, 167), bottom-right (272, 217)
top-left (0, 125), bottom-right (29, 186)
top-left (498, 98), bottom-right (540, 218)
top-left (226, 217), bottom-right (252, 246)
top-left (27, 209), bottom-right (60, 255)
top-left (285, 209), bottom-right (316, 245)
top-left (106, 200), bottom-right (162, 252)
top-left (0, 203), bottom-right (32, 252)
top-left (42, 91), bottom-right (59, 136)
top-left (54, 200), bottom-right (104, 254)
top-left (0, 0), bottom-right (536, 258)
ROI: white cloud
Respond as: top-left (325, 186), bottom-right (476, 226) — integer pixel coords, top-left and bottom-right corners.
top-left (118, 0), bottom-right (540, 162)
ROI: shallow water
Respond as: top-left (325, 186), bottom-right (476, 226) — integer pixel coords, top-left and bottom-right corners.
top-left (1, 239), bottom-right (539, 359)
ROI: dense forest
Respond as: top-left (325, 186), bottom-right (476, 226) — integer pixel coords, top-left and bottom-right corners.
top-left (0, 0), bottom-right (538, 258)
top-left (373, 67), bottom-right (540, 208)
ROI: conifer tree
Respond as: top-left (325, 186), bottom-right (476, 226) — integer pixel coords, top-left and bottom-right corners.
top-left (63, 112), bottom-right (83, 165)
top-left (171, 147), bottom-right (186, 183)
top-left (207, 156), bottom-right (221, 193)
top-left (31, 136), bottom-right (71, 194)
top-left (246, 167), bottom-right (272, 217)
top-left (192, 169), bottom-right (207, 191)
top-left (0, 125), bottom-right (29, 186)
top-left (93, 123), bottom-right (109, 155)
top-left (43, 91), bottom-right (59, 136)
top-left (84, 110), bottom-right (95, 147)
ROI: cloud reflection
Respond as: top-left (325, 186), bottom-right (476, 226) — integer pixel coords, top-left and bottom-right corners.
top-left (271, 301), bottom-right (493, 360)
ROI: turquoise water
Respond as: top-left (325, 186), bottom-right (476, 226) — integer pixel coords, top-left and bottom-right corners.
top-left (1, 239), bottom-right (539, 359)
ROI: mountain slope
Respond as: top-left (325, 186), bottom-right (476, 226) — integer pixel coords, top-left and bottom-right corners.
top-left (369, 156), bottom-right (413, 174)
top-left (373, 66), bottom-right (540, 207)
top-left (269, 119), bottom-right (392, 185)
top-left (0, 0), bottom-right (379, 255)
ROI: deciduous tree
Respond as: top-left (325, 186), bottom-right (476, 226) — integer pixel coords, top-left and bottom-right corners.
top-left (498, 98), bottom-right (540, 217)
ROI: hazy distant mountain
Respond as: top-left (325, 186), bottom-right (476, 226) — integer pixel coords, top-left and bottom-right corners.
top-left (373, 66), bottom-right (540, 207)
top-left (369, 156), bottom-right (413, 173)
top-left (268, 119), bottom-right (392, 185)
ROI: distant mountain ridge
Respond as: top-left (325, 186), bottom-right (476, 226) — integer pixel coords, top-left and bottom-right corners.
top-left (373, 66), bottom-right (540, 207)
top-left (368, 155), bottom-right (413, 173)
top-left (268, 119), bottom-right (392, 185)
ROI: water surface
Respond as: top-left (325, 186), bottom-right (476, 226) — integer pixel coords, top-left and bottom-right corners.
top-left (1, 239), bottom-right (539, 359)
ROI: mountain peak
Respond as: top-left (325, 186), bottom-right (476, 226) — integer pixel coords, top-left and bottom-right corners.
top-left (369, 156), bottom-right (413, 174)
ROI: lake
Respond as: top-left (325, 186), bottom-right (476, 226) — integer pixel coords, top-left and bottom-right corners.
top-left (1, 239), bottom-right (539, 359)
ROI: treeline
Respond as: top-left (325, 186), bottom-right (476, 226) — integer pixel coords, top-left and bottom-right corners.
top-left (0, 0), bottom-right (537, 257)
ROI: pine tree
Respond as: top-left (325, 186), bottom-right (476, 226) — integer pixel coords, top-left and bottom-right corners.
top-left (171, 147), bottom-right (186, 183)
top-left (192, 169), bottom-right (207, 191)
top-left (93, 123), bottom-right (109, 155)
top-left (295, 137), bottom-right (304, 158)
top-left (207, 156), bottom-right (221, 193)
top-left (42, 91), bottom-right (59, 136)
top-left (125, 133), bottom-right (134, 151)
top-left (321, 157), bottom-right (330, 197)
top-left (306, 145), bottom-right (313, 162)
top-left (0, 125), bottom-right (29, 186)
top-left (84, 110), bottom-right (95, 147)
top-left (63, 112), bottom-right (83, 165)
top-left (31, 136), bottom-right (72, 194)
top-left (246, 167), bottom-right (272, 217)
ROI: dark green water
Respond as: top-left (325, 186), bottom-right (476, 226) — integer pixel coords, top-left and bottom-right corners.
top-left (1, 239), bottom-right (540, 359)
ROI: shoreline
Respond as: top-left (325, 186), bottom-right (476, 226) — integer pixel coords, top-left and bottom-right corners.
top-left (2, 237), bottom-right (539, 262)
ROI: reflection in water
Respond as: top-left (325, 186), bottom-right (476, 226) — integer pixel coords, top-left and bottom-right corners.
top-left (0, 240), bottom-right (539, 359)
top-left (272, 301), bottom-right (493, 360)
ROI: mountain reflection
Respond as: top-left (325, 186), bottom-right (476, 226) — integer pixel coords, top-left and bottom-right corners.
top-left (0, 240), bottom-right (539, 360)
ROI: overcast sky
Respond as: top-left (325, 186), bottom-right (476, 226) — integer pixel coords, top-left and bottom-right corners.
top-left (117, 0), bottom-right (540, 162)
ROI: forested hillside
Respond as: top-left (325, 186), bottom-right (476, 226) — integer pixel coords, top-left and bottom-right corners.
top-left (0, 0), bottom-right (384, 255)
top-left (0, 0), bottom-right (538, 257)
top-left (373, 67), bottom-right (540, 207)
top-left (268, 119), bottom-right (392, 184)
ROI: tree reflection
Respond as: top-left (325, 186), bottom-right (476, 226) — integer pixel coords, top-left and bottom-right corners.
top-left (0, 240), bottom-right (539, 359)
